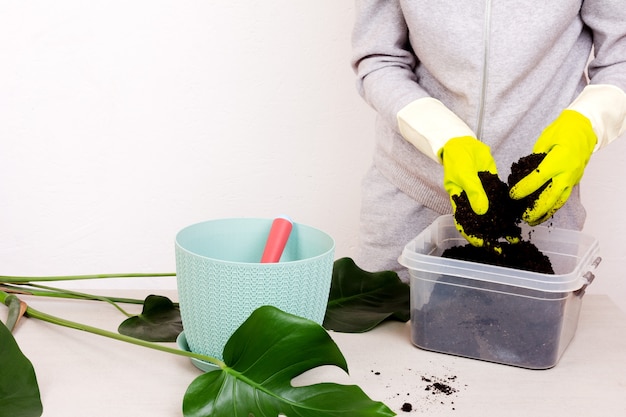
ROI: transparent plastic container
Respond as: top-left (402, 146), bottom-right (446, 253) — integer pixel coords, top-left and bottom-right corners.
top-left (398, 214), bottom-right (600, 369)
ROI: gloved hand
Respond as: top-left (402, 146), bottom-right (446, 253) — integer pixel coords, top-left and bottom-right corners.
top-left (440, 136), bottom-right (498, 246)
top-left (396, 98), bottom-right (496, 246)
top-left (509, 110), bottom-right (597, 226)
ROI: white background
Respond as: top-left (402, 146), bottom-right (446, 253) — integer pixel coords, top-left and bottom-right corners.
top-left (1, 2), bottom-right (625, 312)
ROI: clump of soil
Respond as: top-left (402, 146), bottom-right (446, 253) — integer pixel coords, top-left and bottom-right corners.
top-left (442, 240), bottom-right (553, 274)
top-left (425, 381), bottom-right (457, 396)
top-left (451, 171), bottom-right (521, 243)
top-left (507, 152), bottom-right (550, 216)
top-left (446, 153), bottom-right (554, 274)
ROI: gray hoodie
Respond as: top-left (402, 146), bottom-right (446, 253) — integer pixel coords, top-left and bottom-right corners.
top-left (352, 0), bottom-right (626, 218)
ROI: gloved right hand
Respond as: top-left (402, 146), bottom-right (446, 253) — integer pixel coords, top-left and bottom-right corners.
top-left (509, 110), bottom-right (596, 226)
top-left (440, 136), bottom-right (498, 246)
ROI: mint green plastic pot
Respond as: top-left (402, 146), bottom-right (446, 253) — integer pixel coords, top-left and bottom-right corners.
top-left (175, 218), bottom-right (335, 361)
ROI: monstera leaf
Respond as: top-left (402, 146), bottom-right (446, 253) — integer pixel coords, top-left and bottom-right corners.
top-left (0, 321), bottom-right (43, 417)
top-left (118, 295), bottom-right (182, 342)
top-left (323, 257), bottom-right (410, 333)
top-left (183, 306), bottom-right (395, 417)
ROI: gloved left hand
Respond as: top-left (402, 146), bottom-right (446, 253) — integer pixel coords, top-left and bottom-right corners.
top-left (440, 136), bottom-right (498, 246)
top-left (509, 110), bottom-right (597, 226)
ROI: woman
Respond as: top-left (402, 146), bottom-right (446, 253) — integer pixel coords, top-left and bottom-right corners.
top-left (352, 1), bottom-right (626, 278)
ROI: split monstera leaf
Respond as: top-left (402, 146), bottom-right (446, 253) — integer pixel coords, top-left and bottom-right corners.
top-left (184, 306), bottom-right (394, 417)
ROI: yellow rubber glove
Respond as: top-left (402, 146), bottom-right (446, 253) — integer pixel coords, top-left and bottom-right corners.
top-left (440, 136), bottom-right (498, 246)
top-left (509, 110), bottom-right (597, 226)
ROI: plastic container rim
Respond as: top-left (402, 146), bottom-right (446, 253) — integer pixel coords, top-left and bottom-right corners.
top-left (399, 214), bottom-right (600, 293)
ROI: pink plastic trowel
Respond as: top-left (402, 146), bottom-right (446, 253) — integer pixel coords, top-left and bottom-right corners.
top-left (260, 215), bottom-right (293, 263)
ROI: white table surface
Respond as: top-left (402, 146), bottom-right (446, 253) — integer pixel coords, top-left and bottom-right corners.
top-left (4, 291), bottom-right (626, 416)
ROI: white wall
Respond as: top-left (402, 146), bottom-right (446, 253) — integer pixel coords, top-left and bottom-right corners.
top-left (581, 137), bottom-right (626, 312)
top-left (1, 2), bottom-right (625, 312)
top-left (0, 1), bottom-right (376, 285)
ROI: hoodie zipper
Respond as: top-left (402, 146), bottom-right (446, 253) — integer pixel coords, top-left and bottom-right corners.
top-left (476, 0), bottom-right (492, 140)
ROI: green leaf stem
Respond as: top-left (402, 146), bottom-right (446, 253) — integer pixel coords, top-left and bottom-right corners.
top-left (0, 283), bottom-right (145, 306)
top-left (0, 272), bottom-right (175, 284)
top-left (0, 290), bottom-right (224, 368)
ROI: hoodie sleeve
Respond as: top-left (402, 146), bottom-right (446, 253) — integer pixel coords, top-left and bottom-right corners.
top-left (351, 0), bottom-right (430, 131)
top-left (571, 1), bottom-right (626, 148)
top-left (582, 0), bottom-right (626, 92)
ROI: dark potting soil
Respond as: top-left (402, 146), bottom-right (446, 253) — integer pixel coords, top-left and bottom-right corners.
top-left (507, 152), bottom-right (550, 214)
top-left (410, 282), bottom-right (581, 368)
top-left (451, 171), bottom-right (522, 244)
top-left (447, 153), bottom-right (554, 274)
top-left (442, 240), bottom-right (554, 274)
